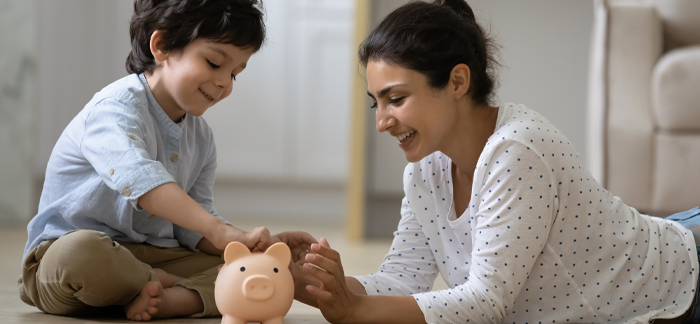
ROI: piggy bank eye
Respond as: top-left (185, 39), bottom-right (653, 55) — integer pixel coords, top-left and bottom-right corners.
top-left (274, 268), bottom-right (279, 273)
top-left (240, 267), bottom-right (246, 272)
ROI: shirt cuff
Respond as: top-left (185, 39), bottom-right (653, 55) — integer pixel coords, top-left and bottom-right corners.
top-left (114, 163), bottom-right (175, 211)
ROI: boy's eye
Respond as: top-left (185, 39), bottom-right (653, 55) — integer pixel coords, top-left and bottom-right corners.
top-left (207, 60), bottom-right (220, 69)
top-left (231, 74), bottom-right (236, 81)
top-left (369, 102), bottom-right (377, 109)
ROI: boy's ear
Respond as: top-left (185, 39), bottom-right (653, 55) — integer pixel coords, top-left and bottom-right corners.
top-left (224, 242), bottom-right (251, 265)
top-left (149, 29), bottom-right (169, 63)
top-left (265, 243), bottom-right (291, 265)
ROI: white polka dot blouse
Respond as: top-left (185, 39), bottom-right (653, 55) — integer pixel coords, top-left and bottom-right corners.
top-left (354, 103), bottom-right (698, 324)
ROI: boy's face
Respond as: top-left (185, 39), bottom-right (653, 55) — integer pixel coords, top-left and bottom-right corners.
top-left (151, 37), bottom-right (255, 119)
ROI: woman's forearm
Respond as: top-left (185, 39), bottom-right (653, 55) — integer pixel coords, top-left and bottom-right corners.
top-left (350, 295), bottom-right (426, 324)
top-left (138, 182), bottom-right (222, 239)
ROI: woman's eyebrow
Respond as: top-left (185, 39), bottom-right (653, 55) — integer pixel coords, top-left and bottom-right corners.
top-left (368, 83), bottom-right (407, 99)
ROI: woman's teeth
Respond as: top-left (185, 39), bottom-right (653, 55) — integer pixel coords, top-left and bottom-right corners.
top-left (396, 129), bottom-right (416, 142)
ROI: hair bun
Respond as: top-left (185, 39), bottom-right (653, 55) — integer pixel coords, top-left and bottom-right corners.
top-left (433, 0), bottom-right (476, 23)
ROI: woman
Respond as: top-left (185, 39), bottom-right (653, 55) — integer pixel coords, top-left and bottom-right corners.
top-left (291, 0), bottom-right (700, 323)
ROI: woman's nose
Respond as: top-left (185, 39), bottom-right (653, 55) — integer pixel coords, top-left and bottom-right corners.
top-left (376, 108), bottom-right (396, 133)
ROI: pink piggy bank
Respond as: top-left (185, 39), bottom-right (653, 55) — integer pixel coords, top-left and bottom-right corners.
top-left (215, 242), bottom-right (294, 324)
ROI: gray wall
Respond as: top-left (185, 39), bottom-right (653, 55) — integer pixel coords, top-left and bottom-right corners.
top-left (0, 0), bottom-right (36, 223)
top-left (364, 0), bottom-right (594, 238)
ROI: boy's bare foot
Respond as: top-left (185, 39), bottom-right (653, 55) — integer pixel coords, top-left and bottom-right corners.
top-left (152, 268), bottom-right (182, 288)
top-left (125, 281), bottom-right (205, 321)
top-left (125, 281), bottom-right (162, 321)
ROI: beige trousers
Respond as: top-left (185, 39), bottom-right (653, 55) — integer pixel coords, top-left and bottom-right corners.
top-left (18, 229), bottom-right (223, 317)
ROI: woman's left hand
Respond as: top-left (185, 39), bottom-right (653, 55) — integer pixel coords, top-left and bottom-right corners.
top-left (303, 238), bottom-right (359, 323)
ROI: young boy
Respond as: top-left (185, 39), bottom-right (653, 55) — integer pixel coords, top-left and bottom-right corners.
top-left (19, 0), bottom-right (316, 321)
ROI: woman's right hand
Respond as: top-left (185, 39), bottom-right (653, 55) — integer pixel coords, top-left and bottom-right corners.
top-left (208, 223), bottom-right (271, 252)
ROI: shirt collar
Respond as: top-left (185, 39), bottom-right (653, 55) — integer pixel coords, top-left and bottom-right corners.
top-left (138, 73), bottom-right (184, 135)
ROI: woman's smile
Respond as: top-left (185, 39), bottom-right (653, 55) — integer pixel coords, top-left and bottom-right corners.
top-left (395, 129), bottom-right (417, 149)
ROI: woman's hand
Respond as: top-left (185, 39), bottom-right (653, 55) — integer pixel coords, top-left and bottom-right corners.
top-left (208, 224), bottom-right (271, 252)
top-left (271, 231), bottom-right (318, 264)
top-left (303, 238), bottom-right (359, 323)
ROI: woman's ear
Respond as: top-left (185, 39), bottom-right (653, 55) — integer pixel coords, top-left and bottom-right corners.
top-left (449, 63), bottom-right (471, 100)
top-left (149, 30), bottom-right (169, 63)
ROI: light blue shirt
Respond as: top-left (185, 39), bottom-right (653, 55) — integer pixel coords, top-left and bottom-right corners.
top-left (24, 73), bottom-right (227, 259)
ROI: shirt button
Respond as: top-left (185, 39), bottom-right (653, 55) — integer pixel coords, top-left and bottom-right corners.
top-left (170, 154), bottom-right (178, 163)
top-left (148, 214), bottom-right (156, 220)
top-left (109, 168), bottom-right (114, 175)
top-left (129, 135), bottom-right (137, 140)
top-left (122, 188), bottom-right (131, 196)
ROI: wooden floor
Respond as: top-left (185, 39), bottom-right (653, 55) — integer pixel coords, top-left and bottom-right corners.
top-left (0, 220), bottom-right (447, 323)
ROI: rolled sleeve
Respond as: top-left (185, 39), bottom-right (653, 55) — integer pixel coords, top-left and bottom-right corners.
top-left (80, 98), bottom-right (175, 210)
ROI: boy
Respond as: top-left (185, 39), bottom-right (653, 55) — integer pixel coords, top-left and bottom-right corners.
top-left (19, 0), bottom-right (315, 320)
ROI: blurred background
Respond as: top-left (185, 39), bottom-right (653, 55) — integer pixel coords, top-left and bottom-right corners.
top-left (3, 1), bottom-right (700, 320)
top-left (0, 0), bottom-right (593, 238)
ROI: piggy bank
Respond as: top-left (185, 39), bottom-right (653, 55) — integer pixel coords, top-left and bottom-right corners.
top-left (215, 242), bottom-right (294, 324)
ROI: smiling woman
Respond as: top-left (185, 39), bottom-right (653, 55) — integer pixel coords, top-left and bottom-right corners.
top-left (291, 0), bottom-right (700, 323)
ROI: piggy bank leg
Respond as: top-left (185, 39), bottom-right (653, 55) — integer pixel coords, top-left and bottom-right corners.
top-left (263, 316), bottom-right (285, 324)
top-left (221, 315), bottom-right (247, 324)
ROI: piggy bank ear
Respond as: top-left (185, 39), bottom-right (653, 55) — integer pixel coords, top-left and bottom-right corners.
top-left (265, 242), bottom-right (291, 265)
top-left (224, 242), bottom-right (251, 265)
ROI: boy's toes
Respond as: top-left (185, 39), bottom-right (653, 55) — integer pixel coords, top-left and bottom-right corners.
top-left (148, 306), bottom-right (159, 315)
top-left (133, 313), bottom-right (142, 321)
top-left (149, 298), bottom-right (161, 307)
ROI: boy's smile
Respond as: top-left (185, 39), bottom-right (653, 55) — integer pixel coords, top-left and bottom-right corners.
top-left (145, 31), bottom-right (255, 122)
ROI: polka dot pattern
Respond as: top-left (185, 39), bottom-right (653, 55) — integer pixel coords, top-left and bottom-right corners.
top-left (354, 103), bottom-right (698, 324)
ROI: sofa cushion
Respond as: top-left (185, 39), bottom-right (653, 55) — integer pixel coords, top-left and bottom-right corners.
top-left (653, 0), bottom-right (700, 48)
top-left (652, 133), bottom-right (700, 212)
top-left (652, 46), bottom-right (700, 131)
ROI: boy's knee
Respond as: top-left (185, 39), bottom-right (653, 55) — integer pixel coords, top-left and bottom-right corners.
top-left (37, 230), bottom-right (151, 308)
top-left (44, 230), bottom-right (116, 269)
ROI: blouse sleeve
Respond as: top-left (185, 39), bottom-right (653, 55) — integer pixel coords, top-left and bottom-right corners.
top-left (354, 164), bottom-right (440, 296)
top-left (412, 140), bottom-right (556, 323)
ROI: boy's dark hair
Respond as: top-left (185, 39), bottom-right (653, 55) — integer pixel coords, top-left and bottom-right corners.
top-left (358, 0), bottom-right (499, 106)
top-left (126, 0), bottom-right (265, 75)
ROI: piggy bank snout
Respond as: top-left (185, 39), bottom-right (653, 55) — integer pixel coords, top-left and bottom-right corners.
top-left (242, 275), bottom-right (275, 301)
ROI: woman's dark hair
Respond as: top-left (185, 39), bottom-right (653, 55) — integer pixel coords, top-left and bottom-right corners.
top-left (126, 0), bottom-right (265, 74)
top-left (359, 0), bottom-right (499, 106)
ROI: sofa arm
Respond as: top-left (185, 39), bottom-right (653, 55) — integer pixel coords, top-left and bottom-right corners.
top-left (599, 2), bottom-right (663, 212)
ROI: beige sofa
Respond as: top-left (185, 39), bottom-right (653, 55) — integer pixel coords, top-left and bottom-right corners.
top-left (588, 0), bottom-right (700, 216)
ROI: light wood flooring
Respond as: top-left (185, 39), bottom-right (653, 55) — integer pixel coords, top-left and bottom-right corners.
top-left (0, 219), bottom-right (449, 323)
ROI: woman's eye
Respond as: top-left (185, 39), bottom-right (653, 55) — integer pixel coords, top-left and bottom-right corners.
top-left (207, 60), bottom-right (220, 69)
top-left (370, 102), bottom-right (377, 109)
top-left (389, 97), bottom-right (405, 105)
top-left (231, 74), bottom-right (236, 81)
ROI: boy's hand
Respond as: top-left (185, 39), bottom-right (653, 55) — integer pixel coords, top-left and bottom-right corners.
top-left (271, 231), bottom-right (318, 264)
top-left (209, 224), bottom-right (271, 252)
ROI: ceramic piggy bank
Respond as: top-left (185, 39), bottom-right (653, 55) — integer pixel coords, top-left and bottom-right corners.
top-left (215, 242), bottom-right (294, 324)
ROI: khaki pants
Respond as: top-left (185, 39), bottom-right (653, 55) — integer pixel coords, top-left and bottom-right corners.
top-left (18, 230), bottom-right (223, 317)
